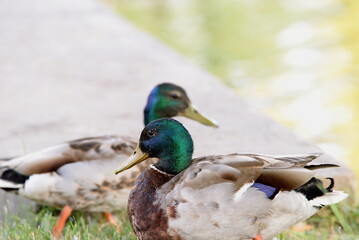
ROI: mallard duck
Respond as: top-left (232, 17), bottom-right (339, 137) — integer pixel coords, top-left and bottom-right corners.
top-left (0, 83), bottom-right (218, 239)
top-left (115, 118), bottom-right (348, 240)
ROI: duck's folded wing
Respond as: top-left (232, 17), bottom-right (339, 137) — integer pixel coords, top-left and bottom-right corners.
top-left (161, 153), bottom-right (326, 198)
top-left (0, 135), bottom-right (137, 175)
top-left (160, 154), bottom-right (266, 202)
top-left (248, 153), bottom-right (330, 190)
top-left (157, 154), bottom-right (340, 239)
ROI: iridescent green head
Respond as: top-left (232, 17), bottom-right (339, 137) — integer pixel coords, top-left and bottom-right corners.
top-left (115, 118), bottom-right (193, 175)
top-left (144, 83), bottom-right (218, 127)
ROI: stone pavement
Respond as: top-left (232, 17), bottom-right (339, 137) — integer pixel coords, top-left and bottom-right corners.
top-left (0, 0), bottom-right (355, 219)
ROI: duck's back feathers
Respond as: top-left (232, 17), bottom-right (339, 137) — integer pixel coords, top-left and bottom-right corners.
top-left (166, 153), bottom-right (323, 193)
top-left (0, 135), bottom-right (136, 176)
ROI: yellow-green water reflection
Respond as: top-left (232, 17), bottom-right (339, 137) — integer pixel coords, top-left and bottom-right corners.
top-left (109, 0), bottom-right (359, 185)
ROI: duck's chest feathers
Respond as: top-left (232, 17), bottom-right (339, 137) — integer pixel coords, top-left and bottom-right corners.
top-left (128, 166), bottom-right (179, 240)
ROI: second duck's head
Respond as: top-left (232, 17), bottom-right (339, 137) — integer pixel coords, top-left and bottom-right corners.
top-left (144, 83), bottom-right (218, 127)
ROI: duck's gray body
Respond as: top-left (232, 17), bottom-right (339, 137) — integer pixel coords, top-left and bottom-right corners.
top-left (129, 153), bottom-right (347, 240)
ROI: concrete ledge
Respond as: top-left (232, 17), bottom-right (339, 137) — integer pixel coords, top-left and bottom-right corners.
top-left (0, 0), bottom-right (355, 218)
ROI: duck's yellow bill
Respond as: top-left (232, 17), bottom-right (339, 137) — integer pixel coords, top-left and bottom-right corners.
top-left (181, 104), bottom-right (219, 128)
top-left (115, 145), bottom-right (149, 175)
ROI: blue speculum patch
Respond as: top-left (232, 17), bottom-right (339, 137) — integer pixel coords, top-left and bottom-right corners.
top-left (252, 182), bottom-right (278, 199)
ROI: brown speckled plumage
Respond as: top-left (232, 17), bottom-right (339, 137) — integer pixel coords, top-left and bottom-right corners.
top-left (69, 141), bottom-right (102, 152)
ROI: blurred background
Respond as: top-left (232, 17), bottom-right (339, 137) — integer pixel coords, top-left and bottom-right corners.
top-left (107, 0), bottom-right (359, 183)
top-left (0, 0), bottom-right (357, 238)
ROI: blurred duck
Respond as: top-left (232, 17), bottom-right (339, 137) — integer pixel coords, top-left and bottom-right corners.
top-left (0, 83), bottom-right (218, 239)
top-left (116, 118), bottom-right (347, 240)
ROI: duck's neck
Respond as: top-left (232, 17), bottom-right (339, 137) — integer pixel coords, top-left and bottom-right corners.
top-left (134, 166), bottom-right (174, 194)
top-left (144, 106), bottom-right (162, 125)
top-left (128, 166), bottom-right (174, 238)
top-left (153, 154), bottom-right (192, 175)
top-left (144, 87), bottom-right (161, 125)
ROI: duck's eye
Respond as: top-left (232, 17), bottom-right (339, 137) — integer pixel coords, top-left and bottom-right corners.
top-left (147, 129), bottom-right (155, 137)
top-left (170, 92), bottom-right (181, 100)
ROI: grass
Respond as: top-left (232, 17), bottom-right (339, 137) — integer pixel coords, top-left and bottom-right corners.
top-left (0, 206), bottom-right (136, 240)
top-left (279, 202), bottom-right (359, 240)
top-left (0, 202), bottom-right (358, 240)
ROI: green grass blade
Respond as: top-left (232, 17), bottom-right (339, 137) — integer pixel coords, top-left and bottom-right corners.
top-left (330, 204), bottom-right (353, 234)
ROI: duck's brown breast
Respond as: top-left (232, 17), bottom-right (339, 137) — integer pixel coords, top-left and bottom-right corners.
top-left (128, 167), bottom-right (179, 240)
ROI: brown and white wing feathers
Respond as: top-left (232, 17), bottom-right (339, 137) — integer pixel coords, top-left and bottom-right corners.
top-left (161, 153), bottom-right (323, 197)
top-left (156, 153), bottom-right (324, 240)
top-left (0, 135), bottom-right (136, 175)
top-left (159, 154), bottom-right (265, 201)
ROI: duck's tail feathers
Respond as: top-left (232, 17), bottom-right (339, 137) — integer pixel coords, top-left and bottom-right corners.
top-left (295, 177), bottom-right (348, 208)
top-left (0, 169), bottom-right (28, 192)
top-left (309, 191), bottom-right (348, 208)
top-left (0, 179), bottom-right (23, 192)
